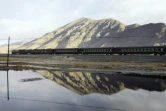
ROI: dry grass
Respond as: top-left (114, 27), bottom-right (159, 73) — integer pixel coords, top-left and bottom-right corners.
top-left (0, 56), bottom-right (166, 71)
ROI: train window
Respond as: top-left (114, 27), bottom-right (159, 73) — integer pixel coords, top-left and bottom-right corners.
top-left (148, 48), bottom-right (150, 51)
top-left (158, 48), bottom-right (161, 51)
top-left (161, 48), bottom-right (163, 51)
top-left (155, 48), bottom-right (157, 51)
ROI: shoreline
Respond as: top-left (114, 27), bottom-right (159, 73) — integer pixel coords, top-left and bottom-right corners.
top-left (0, 55), bottom-right (166, 77)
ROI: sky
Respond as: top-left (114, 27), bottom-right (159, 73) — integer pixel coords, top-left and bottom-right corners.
top-left (0, 0), bottom-right (166, 44)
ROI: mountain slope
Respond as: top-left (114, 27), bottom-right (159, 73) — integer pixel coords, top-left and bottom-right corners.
top-left (14, 17), bottom-right (166, 49)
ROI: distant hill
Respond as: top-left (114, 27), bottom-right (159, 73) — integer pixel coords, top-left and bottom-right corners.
top-left (0, 41), bottom-right (25, 54)
top-left (1, 17), bottom-right (166, 53)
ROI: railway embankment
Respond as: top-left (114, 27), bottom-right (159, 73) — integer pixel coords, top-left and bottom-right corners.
top-left (0, 54), bottom-right (166, 77)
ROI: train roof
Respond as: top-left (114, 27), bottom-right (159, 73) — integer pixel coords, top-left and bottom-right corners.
top-left (115, 46), bottom-right (166, 48)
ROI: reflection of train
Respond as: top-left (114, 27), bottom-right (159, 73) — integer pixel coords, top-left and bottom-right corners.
top-left (12, 46), bottom-right (166, 56)
top-left (19, 78), bottom-right (43, 82)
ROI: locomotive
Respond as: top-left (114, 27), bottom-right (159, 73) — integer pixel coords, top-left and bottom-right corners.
top-left (12, 46), bottom-right (166, 56)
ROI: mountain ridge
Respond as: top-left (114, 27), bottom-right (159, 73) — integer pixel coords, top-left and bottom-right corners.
top-left (17, 17), bottom-right (165, 49)
top-left (0, 17), bottom-right (166, 53)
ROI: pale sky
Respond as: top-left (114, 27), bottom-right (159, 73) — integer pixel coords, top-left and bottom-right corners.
top-left (0, 0), bottom-right (166, 44)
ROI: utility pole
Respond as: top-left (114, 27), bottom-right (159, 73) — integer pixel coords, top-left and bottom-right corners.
top-left (7, 36), bottom-right (10, 67)
top-left (7, 36), bottom-right (10, 101)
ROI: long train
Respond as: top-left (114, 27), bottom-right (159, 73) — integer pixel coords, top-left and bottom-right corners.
top-left (12, 46), bottom-right (166, 56)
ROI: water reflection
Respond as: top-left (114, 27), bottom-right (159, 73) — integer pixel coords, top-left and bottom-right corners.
top-left (0, 70), bottom-right (165, 111)
top-left (35, 70), bottom-right (166, 95)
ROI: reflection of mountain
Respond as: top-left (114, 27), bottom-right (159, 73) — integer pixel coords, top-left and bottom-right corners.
top-left (35, 70), bottom-right (166, 95)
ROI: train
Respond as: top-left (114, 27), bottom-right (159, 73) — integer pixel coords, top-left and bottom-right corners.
top-left (11, 46), bottom-right (166, 56)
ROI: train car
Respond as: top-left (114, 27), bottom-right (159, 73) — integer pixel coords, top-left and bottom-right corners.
top-left (79, 47), bottom-right (114, 55)
top-left (36, 49), bottom-right (54, 54)
top-left (115, 46), bottom-right (166, 55)
top-left (54, 48), bottom-right (78, 54)
top-left (12, 50), bottom-right (20, 54)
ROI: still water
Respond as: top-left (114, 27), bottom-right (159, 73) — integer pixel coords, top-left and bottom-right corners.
top-left (0, 70), bottom-right (166, 111)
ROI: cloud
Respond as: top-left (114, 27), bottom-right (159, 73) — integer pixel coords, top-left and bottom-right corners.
top-left (0, 0), bottom-right (166, 44)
